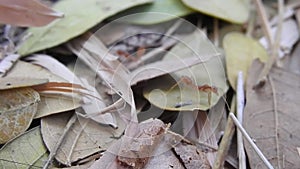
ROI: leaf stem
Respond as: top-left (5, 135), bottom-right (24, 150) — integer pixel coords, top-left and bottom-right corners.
top-left (269, 76), bottom-right (281, 169)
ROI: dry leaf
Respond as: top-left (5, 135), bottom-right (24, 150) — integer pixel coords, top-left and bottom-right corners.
top-left (143, 31), bottom-right (228, 111)
top-left (0, 127), bottom-right (48, 168)
top-left (244, 59), bottom-right (300, 168)
top-left (69, 34), bottom-right (139, 136)
top-left (182, 111), bottom-right (218, 167)
top-left (173, 141), bottom-right (211, 169)
top-left (89, 133), bottom-right (185, 169)
top-left (0, 0), bottom-right (63, 27)
top-left (41, 112), bottom-right (125, 165)
top-left (0, 87), bottom-right (40, 144)
top-left (283, 42), bottom-right (300, 74)
top-left (117, 119), bottom-right (166, 169)
top-left (130, 56), bottom-right (216, 86)
top-left (27, 54), bottom-right (116, 126)
top-left (0, 54), bottom-right (21, 77)
top-left (5, 61), bottom-right (81, 118)
top-left (89, 119), bottom-right (210, 169)
top-left (259, 19), bottom-right (299, 58)
top-left (26, 54), bottom-right (79, 83)
top-left (0, 77), bottom-right (48, 90)
top-left (52, 160), bottom-right (94, 169)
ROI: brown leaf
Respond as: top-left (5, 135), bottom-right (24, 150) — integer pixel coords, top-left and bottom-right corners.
top-left (5, 61), bottom-right (81, 118)
top-left (283, 42), bottom-right (300, 75)
top-left (0, 87), bottom-right (40, 143)
top-left (116, 119), bottom-right (166, 169)
top-left (0, 0), bottom-right (63, 27)
top-left (182, 111), bottom-right (218, 167)
top-left (41, 112), bottom-right (125, 165)
top-left (88, 119), bottom-right (185, 169)
top-left (0, 77), bottom-right (48, 90)
top-left (69, 34), bottom-right (139, 136)
top-left (89, 134), bottom-right (185, 169)
top-left (244, 59), bottom-right (300, 168)
top-left (27, 54), bottom-right (117, 126)
top-left (130, 56), bottom-right (215, 86)
top-left (173, 141), bottom-right (211, 169)
top-left (89, 119), bottom-right (211, 169)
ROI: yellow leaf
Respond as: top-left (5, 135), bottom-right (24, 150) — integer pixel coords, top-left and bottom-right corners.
top-left (223, 32), bottom-right (268, 90)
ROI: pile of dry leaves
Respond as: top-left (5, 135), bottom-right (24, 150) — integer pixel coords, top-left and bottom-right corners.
top-left (0, 0), bottom-right (300, 168)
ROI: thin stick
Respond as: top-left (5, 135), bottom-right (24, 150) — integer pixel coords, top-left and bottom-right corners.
top-left (274, 0), bottom-right (284, 67)
top-left (127, 20), bottom-right (183, 70)
top-left (161, 19), bottom-right (184, 42)
top-left (43, 113), bottom-right (77, 169)
top-left (213, 19), bottom-right (219, 47)
top-left (127, 38), bottom-right (177, 70)
top-left (229, 113), bottom-right (274, 169)
top-left (81, 98), bottom-right (125, 117)
top-left (255, 0), bottom-right (284, 86)
top-left (212, 112), bottom-right (235, 169)
top-left (246, 6), bottom-right (256, 38)
top-left (236, 72), bottom-right (246, 169)
top-left (286, 0), bottom-right (300, 9)
top-left (269, 76), bottom-right (281, 169)
top-left (253, 0), bottom-right (273, 45)
top-left (213, 94), bottom-right (236, 169)
top-left (0, 54), bottom-right (21, 77)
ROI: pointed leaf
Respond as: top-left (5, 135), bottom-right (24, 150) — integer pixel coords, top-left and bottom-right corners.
top-left (18, 0), bottom-right (153, 55)
top-left (0, 0), bottom-right (63, 27)
top-left (0, 127), bottom-right (48, 168)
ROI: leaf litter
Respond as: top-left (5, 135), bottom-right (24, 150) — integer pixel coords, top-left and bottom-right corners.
top-left (244, 59), bottom-right (300, 169)
top-left (0, 0), bottom-right (300, 168)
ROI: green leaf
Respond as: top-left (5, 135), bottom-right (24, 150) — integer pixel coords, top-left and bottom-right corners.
top-left (109, 0), bottom-right (194, 25)
top-left (0, 127), bottom-right (48, 168)
top-left (143, 31), bottom-right (228, 111)
top-left (18, 0), bottom-right (153, 56)
top-left (223, 32), bottom-right (268, 90)
top-left (181, 0), bottom-right (250, 24)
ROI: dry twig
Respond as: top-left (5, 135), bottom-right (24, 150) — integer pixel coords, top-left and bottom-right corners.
top-left (229, 113), bottom-right (274, 169)
top-left (237, 72), bottom-right (246, 169)
top-left (255, 0), bottom-right (284, 86)
top-left (43, 113), bottom-right (77, 168)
